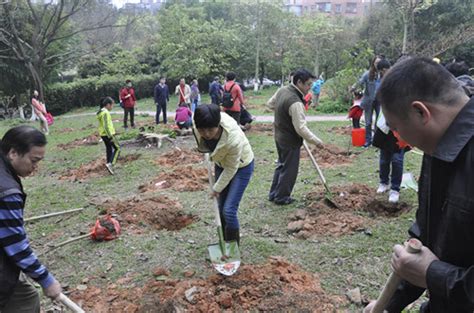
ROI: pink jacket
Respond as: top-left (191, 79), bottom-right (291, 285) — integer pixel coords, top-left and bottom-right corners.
top-left (175, 106), bottom-right (192, 123)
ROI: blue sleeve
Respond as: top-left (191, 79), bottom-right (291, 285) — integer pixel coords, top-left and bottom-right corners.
top-left (0, 194), bottom-right (54, 288)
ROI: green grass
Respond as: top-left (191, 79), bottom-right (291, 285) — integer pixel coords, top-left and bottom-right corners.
top-left (0, 115), bottom-right (423, 311)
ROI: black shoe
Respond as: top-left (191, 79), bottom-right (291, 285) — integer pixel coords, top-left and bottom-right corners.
top-left (268, 196), bottom-right (274, 202)
top-left (274, 198), bottom-right (295, 205)
top-left (225, 228), bottom-right (240, 246)
top-left (363, 142), bottom-right (371, 148)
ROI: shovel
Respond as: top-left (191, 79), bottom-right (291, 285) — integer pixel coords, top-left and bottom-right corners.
top-left (205, 154), bottom-right (241, 276)
top-left (57, 293), bottom-right (85, 313)
top-left (303, 141), bottom-right (338, 208)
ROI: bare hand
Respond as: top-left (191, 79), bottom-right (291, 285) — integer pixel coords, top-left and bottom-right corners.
top-left (43, 279), bottom-right (61, 300)
top-left (363, 300), bottom-right (388, 313)
top-left (210, 191), bottom-right (220, 198)
top-left (391, 243), bottom-right (439, 288)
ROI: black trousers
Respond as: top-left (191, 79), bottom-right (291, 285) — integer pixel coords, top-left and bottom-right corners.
top-left (123, 107), bottom-right (135, 127)
top-left (225, 110), bottom-right (241, 125)
top-left (102, 136), bottom-right (120, 165)
top-left (268, 142), bottom-right (301, 203)
top-left (156, 102), bottom-right (167, 124)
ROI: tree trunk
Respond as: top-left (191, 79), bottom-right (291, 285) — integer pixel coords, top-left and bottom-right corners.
top-left (254, 0), bottom-right (260, 92)
top-left (401, 13), bottom-right (408, 54)
top-left (313, 41), bottom-right (320, 77)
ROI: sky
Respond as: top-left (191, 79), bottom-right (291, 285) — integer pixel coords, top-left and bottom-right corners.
top-left (111, 0), bottom-right (140, 8)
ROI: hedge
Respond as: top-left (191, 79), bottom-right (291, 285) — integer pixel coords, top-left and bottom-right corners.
top-left (45, 74), bottom-right (160, 115)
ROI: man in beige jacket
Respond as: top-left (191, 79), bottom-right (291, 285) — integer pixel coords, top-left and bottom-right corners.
top-left (267, 69), bottom-right (322, 205)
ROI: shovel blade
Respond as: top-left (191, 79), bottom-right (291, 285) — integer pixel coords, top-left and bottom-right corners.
top-left (208, 241), bottom-right (241, 276)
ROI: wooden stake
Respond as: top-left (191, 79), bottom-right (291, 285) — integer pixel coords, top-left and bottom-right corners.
top-left (25, 208), bottom-right (84, 223)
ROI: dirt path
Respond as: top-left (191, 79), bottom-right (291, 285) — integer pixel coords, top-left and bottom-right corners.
top-left (61, 111), bottom-right (348, 122)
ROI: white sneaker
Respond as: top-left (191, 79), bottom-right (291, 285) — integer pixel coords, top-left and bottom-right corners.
top-left (376, 183), bottom-right (389, 194)
top-left (105, 163), bottom-right (114, 175)
top-left (389, 190), bottom-right (400, 203)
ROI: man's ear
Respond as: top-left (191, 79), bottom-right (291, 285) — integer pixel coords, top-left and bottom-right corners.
top-left (6, 148), bottom-right (18, 161)
top-left (411, 101), bottom-right (431, 125)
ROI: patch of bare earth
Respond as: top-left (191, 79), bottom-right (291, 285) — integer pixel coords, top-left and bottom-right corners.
top-left (101, 196), bottom-right (197, 233)
top-left (301, 144), bottom-right (359, 168)
top-left (138, 166), bottom-right (208, 193)
top-left (71, 257), bottom-right (344, 312)
top-left (57, 134), bottom-right (101, 150)
top-left (58, 154), bottom-right (141, 181)
top-left (288, 183), bottom-right (412, 238)
top-left (154, 148), bottom-right (203, 168)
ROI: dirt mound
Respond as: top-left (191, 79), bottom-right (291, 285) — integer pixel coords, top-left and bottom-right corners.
top-left (288, 183), bottom-right (412, 238)
top-left (328, 125), bottom-right (352, 136)
top-left (59, 154), bottom-right (141, 181)
top-left (57, 134), bottom-right (101, 150)
top-left (154, 148), bottom-right (203, 168)
top-left (102, 196), bottom-right (196, 232)
top-left (139, 166), bottom-right (208, 193)
top-left (247, 123), bottom-right (273, 136)
top-left (71, 257), bottom-right (344, 312)
top-left (301, 143), bottom-right (358, 168)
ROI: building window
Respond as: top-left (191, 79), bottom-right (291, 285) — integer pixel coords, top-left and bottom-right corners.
top-left (335, 4), bottom-right (342, 13)
top-left (346, 2), bottom-right (357, 13)
top-left (316, 2), bottom-right (331, 13)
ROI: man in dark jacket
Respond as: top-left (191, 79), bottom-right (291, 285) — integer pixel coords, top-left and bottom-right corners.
top-left (209, 76), bottom-right (223, 105)
top-left (0, 126), bottom-right (62, 312)
top-left (364, 57), bottom-right (474, 312)
top-left (154, 77), bottom-right (170, 124)
top-left (266, 69), bottom-right (323, 205)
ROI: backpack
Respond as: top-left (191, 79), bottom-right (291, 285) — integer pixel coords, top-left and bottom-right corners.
top-left (221, 83), bottom-right (236, 108)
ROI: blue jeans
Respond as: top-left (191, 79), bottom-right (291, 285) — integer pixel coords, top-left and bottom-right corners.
top-left (215, 160), bottom-right (254, 230)
top-left (364, 100), bottom-right (380, 145)
top-left (379, 149), bottom-right (404, 192)
top-left (191, 98), bottom-right (199, 113)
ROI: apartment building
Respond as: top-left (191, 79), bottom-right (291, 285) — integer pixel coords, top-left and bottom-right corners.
top-left (283, 0), bottom-right (380, 17)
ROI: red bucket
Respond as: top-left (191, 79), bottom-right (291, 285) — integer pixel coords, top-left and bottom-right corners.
top-left (351, 128), bottom-right (366, 147)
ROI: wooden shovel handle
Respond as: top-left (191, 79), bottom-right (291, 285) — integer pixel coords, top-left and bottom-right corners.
top-left (58, 293), bottom-right (85, 313)
top-left (371, 238), bottom-right (422, 313)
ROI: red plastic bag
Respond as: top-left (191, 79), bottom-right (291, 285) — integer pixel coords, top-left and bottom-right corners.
top-left (90, 215), bottom-right (121, 241)
top-left (45, 112), bottom-right (54, 126)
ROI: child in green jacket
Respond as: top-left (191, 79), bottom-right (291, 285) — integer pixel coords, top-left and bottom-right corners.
top-left (97, 97), bottom-right (120, 174)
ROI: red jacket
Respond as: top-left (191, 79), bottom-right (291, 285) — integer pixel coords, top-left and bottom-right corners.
top-left (223, 81), bottom-right (243, 112)
top-left (120, 87), bottom-right (136, 108)
top-left (175, 106), bottom-right (192, 123)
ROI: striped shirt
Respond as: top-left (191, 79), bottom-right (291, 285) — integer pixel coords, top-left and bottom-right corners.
top-left (0, 194), bottom-right (54, 288)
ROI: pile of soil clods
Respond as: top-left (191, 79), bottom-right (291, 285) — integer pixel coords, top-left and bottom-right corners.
top-left (301, 144), bottom-right (358, 168)
top-left (288, 183), bottom-right (411, 238)
top-left (71, 257), bottom-right (343, 312)
top-left (57, 134), bottom-right (101, 150)
top-left (154, 148), bottom-right (203, 168)
top-left (328, 125), bottom-right (352, 136)
top-left (247, 123), bottom-right (273, 136)
top-left (58, 154), bottom-right (141, 181)
top-left (102, 196), bottom-right (196, 232)
top-left (139, 166), bottom-right (208, 193)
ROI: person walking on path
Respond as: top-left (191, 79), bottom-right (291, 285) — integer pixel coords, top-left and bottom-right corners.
top-left (193, 104), bottom-right (254, 245)
top-left (311, 73), bottom-right (324, 108)
top-left (120, 79), bottom-right (136, 129)
top-left (0, 126), bottom-right (62, 312)
top-left (352, 55), bottom-right (383, 147)
top-left (190, 79), bottom-right (200, 113)
top-left (154, 77), bottom-right (170, 124)
top-left (223, 72), bottom-right (245, 124)
top-left (97, 97), bottom-right (120, 175)
top-left (267, 69), bottom-right (323, 205)
top-left (209, 76), bottom-right (223, 105)
top-left (363, 57), bottom-right (474, 313)
top-left (175, 78), bottom-right (191, 107)
top-left (30, 90), bottom-right (49, 135)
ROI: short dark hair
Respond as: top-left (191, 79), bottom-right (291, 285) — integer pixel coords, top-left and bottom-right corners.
top-left (376, 59), bottom-right (391, 71)
top-left (292, 69), bottom-right (316, 85)
top-left (1, 126), bottom-right (47, 156)
top-left (125, 79), bottom-right (132, 84)
top-left (445, 61), bottom-right (469, 77)
top-left (193, 104), bottom-right (221, 129)
top-left (226, 72), bottom-right (236, 81)
top-left (377, 57), bottom-right (465, 118)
